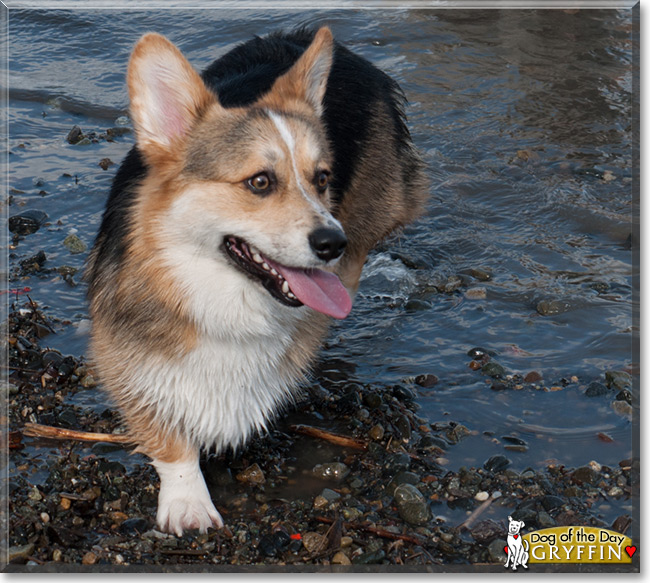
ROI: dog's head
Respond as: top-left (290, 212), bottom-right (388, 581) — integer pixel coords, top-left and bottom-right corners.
top-left (507, 515), bottom-right (525, 535)
top-left (125, 28), bottom-right (351, 320)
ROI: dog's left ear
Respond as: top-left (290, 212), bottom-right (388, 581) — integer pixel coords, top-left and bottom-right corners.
top-left (127, 33), bottom-right (217, 164)
top-left (263, 27), bottom-right (333, 115)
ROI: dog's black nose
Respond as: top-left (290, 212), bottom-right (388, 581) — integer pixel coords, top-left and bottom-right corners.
top-left (309, 227), bottom-right (347, 262)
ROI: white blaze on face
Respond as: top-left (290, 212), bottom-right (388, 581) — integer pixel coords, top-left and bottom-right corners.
top-left (267, 110), bottom-right (342, 232)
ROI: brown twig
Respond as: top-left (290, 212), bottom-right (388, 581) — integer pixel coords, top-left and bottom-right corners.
top-left (455, 497), bottom-right (494, 532)
top-left (22, 422), bottom-right (132, 445)
top-left (289, 424), bottom-right (367, 450)
top-left (315, 516), bottom-right (425, 546)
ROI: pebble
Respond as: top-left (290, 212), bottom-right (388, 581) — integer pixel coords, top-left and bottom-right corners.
top-left (63, 233), bottom-right (87, 254)
top-left (387, 471), bottom-right (421, 496)
top-left (571, 466), bottom-right (599, 485)
top-left (488, 539), bottom-right (507, 563)
top-left (331, 551), bottom-right (351, 565)
top-left (60, 496), bottom-right (71, 510)
top-left (9, 210), bottom-right (48, 235)
top-left (312, 462), bottom-right (350, 482)
top-left (524, 371), bottom-right (543, 383)
top-left (384, 452), bottom-right (411, 472)
top-left (52, 549), bottom-right (63, 562)
top-left (482, 362), bottom-right (506, 378)
top-left (368, 424), bottom-right (385, 441)
top-left (467, 346), bottom-right (496, 359)
top-left (302, 531), bottom-right (327, 554)
top-left (442, 275), bottom-right (463, 293)
top-left (362, 393), bottom-right (382, 409)
top-left (474, 491), bottom-right (489, 502)
top-left (484, 455), bottom-right (511, 473)
top-left (98, 158), bottom-right (114, 171)
top-left (470, 519), bottom-right (504, 544)
top-left (342, 507), bottom-right (363, 521)
top-left (119, 517), bottom-right (149, 535)
top-left (82, 551), bottom-right (97, 565)
top-left (606, 370), bottom-right (632, 390)
top-left (392, 385), bottom-right (415, 401)
top-left (464, 287), bottom-right (487, 300)
top-left (340, 536), bottom-right (353, 548)
top-left (611, 400), bottom-right (633, 419)
top-left (236, 463), bottom-right (266, 484)
top-left (585, 381), bottom-right (609, 397)
top-left (616, 389), bottom-right (633, 404)
top-left (415, 374), bottom-right (438, 388)
top-left (404, 299), bottom-right (431, 312)
top-left (536, 510), bottom-right (556, 528)
top-left (352, 549), bottom-right (386, 564)
top-left (393, 483), bottom-right (430, 526)
top-left (66, 125), bottom-right (84, 144)
top-left (608, 486), bottom-right (624, 497)
top-left (536, 299), bottom-right (572, 316)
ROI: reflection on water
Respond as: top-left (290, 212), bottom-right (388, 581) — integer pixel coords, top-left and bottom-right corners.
top-left (8, 8), bottom-right (636, 476)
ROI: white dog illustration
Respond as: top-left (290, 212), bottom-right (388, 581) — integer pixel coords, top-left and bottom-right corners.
top-left (504, 515), bottom-right (529, 570)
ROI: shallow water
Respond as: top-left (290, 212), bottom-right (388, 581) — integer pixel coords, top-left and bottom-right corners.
top-left (8, 7), bottom-right (637, 486)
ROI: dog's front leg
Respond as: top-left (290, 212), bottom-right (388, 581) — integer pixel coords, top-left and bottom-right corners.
top-left (152, 451), bottom-right (223, 536)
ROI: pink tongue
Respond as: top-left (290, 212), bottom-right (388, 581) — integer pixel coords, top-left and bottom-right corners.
top-left (268, 261), bottom-right (352, 319)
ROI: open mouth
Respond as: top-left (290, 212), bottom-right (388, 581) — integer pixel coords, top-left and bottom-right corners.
top-left (223, 235), bottom-right (352, 319)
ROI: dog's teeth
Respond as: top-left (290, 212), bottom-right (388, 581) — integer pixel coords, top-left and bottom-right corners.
top-left (262, 262), bottom-right (270, 271)
top-left (288, 292), bottom-right (296, 299)
top-left (270, 268), bottom-right (278, 276)
top-left (282, 281), bottom-right (290, 294)
top-left (253, 253), bottom-right (263, 264)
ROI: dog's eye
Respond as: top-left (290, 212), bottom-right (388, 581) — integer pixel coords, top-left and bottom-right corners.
top-left (246, 172), bottom-right (273, 195)
top-left (316, 171), bottom-right (329, 193)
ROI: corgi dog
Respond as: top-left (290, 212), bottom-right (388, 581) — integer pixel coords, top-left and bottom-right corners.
top-left (86, 27), bottom-right (426, 536)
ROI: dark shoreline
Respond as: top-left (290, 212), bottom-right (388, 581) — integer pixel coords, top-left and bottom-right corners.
top-left (7, 298), bottom-right (639, 571)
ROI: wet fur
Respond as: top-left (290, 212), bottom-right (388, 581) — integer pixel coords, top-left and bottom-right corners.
top-left (86, 27), bottom-right (427, 534)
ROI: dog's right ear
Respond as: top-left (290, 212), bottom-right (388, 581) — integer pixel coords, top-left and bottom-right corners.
top-left (127, 33), bottom-right (216, 164)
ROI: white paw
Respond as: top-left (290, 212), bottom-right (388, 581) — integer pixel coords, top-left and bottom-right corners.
top-left (153, 457), bottom-right (224, 537)
top-left (156, 494), bottom-right (223, 537)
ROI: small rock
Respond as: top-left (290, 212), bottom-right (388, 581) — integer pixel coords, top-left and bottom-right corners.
top-left (368, 424), bottom-right (385, 441)
top-left (82, 551), bottom-right (97, 565)
top-left (571, 466), bottom-right (599, 485)
top-left (415, 374), bottom-right (438, 388)
top-left (98, 158), bottom-right (114, 170)
top-left (404, 299), bottom-right (431, 312)
top-left (536, 299), bottom-right (572, 316)
top-left (236, 463), bottom-right (266, 484)
top-left (474, 491), bottom-right (490, 502)
top-left (465, 287), bottom-right (487, 300)
top-left (362, 393), bottom-right (382, 409)
top-left (616, 389), bottom-right (633, 404)
top-left (446, 423), bottom-right (471, 444)
top-left (524, 371), bottom-right (543, 383)
top-left (342, 507), bottom-right (363, 521)
top-left (9, 210), bottom-right (48, 235)
top-left (387, 471), bottom-right (421, 496)
top-left (488, 539), bottom-right (507, 563)
top-left (384, 452), bottom-right (411, 472)
top-left (611, 400), bottom-right (633, 419)
top-left (393, 483), bottom-right (430, 526)
top-left (482, 362), bottom-right (506, 378)
top-left (312, 462), bottom-right (350, 482)
top-left (484, 455), bottom-right (511, 473)
top-left (331, 551), bottom-right (351, 565)
top-left (52, 549), bottom-right (63, 562)
top-left (302, 531), bottom-right (327, 554)
top-left (471, 519), bottom-right (504, 544)
top-left (60, 496), bottom-right (72, 510)
top-left (467, 346), bottom-right (496, 359)
top-left (536, 510), bottom-right (556, 528)
top-left (606, 371), bottom-right (632, 391)
top-left (585, 381), bottom-right (609, 397)
top-left (63, 234), bottom-right (87, 254)
top-left (66, 125), bottom-right (84, 144)
top-left (340, 536), bottom-right (353, 548)
top-left (392, 385), bottom-right (415, 401)
top-left (352, 549), bottom-right (386, 564)
top-left (119, 517), bottom-right (149, 535)
top-left (442, 275), bottom-right (463, 293)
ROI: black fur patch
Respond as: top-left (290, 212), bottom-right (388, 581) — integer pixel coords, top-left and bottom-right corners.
top-left (87, 28), bottom-right (413, 292)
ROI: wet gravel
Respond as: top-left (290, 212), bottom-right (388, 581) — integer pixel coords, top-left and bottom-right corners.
top-left (7, 299), bottom-right (638, 571)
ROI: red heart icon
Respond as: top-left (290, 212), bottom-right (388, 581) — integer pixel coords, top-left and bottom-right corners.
top-left (514, 534), bottom-right (519, 539)
top-left (626, 545), bottom-right (637, 558)
top-left (504, 546), bottom-right (509, 554)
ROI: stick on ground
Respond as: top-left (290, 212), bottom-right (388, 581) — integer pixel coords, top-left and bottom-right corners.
top-left (289, 424), bottom-right (368, 450)
top-left (22, 422), bottom-right (132, 445)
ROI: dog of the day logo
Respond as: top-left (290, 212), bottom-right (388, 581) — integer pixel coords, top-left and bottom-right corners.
top-left (501, 519), bottom-right (636, 569)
